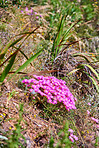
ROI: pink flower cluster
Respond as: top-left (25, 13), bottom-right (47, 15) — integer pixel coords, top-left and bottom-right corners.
top-left (68, 128), bottom-right (78, 143)
top-left (22, 75), bottom-right (77, 111)
top-left (21, 7), bottom-right (42, 18)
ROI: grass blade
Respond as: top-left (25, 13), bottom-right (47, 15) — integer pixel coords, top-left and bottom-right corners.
top-left (10, 49), bottom-right (43, 79)
top-left (55, 16), bottom-right (65, 58)
top-left (0, 54), bottom-right (16, 82)
top-left (16, 26), bottom-right (40, 36)
top-left (13, 46), bottom-right (32, 66)
top-left (83, 64), bottom-right (99, 80)
top-left (68, 68), bottom-right (80, 75)
top-left (73, 53), bottom-right (94, 63)
top-left (0, 35), bottom-right (26, 60)
top-left (0, 26), bottom-right (39, 60)
top-left (60, 22), bottom-right (75, 43)
top-left (51, 16), bottom-right (65, 60)
top-left (0, 47), bottom-right (21, 67)
top-left (88, 75), bottom-right (99, 93)
top-left (58, 32), bottom-right (73, 53)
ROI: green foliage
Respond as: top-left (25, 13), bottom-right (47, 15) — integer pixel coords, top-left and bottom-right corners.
top-left (0, 103), bottom-right (26, 148)
top-left (0, 54), bottom-right (16, 82)
top-left (11, 49), bottom-right (43, 79)
top-left (49, 0), bottom-right (82, 26)
top-left (46, 0), bottom-right (98, 42)
top-left (95, 135), bottom-right (99, 147)
top-left (68, 53), bottom-right (99, 93)
top-left (83, 4), bottom-right (95, 21)
top-left (47, 121), bottom-right (75, 148)
top-left (6, 104), bottom-right (26, 148)
top-left (81, 0), bottom-right (97, 20)
top-left (48, 136), bottom-right (54, 148)
top-left (50, 15), bottom-right (80, 62)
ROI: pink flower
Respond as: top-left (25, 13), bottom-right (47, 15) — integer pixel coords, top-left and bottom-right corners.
top-left (25, 7), bottom-right (28, 12)
top-left (31, 8), bottom-right (33, 13)
top-left (69, 136), bottom-right (74, 143)
top-left (96, 125), bottom-right (99, 128)
top-left (72, 135), bottom-right (78, 141)
top-left (22, 79), bottom-right (28, 84)
top-left (88, 102), bottom-right (91, 106)
top-left (21, 10), bottom-right (23, 13)
top-left (87, 110), bottom-right (90, 115)
top-left (74, 97), bottom-right (77, 101)
top-left (68, 129), bottom-right (74, 133)
top-left (91, 117), bottom-right (98, 123)
top-left (29, 89), bottom-right (34, 92)
top-left (35, 12), bottom-right (37, 15)
top-left (36, 16), bottom-right (39, 19)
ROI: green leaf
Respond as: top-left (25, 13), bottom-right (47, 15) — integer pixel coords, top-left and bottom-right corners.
top-left (83, 64), bottom-right (99, 80)
top-left (51, 16), bottom-right (65, 60)
top-left (59, 32), bottom-right (73, 53)
top-left (88, 75), bottom-right (99, 93)
top-left (68, 68), bottom-right (80, 75)
top-left (0, 35), bottom-right (26, 60)
top-left (49, 136), bottom-right (54, 148)
top-left (62, 22), bottom-right (75, 41)
top-left (13, 46), bottom-right (30, 63)
top-left (16, 26), bottom-right (40, 36)
top-left (55, 16), bottom-right (65, 58)
top-left (10, 49), bottom-right (43, 79)
top-left (0, 47), bottom-right (21, 67)
top-left (73, 53), bottom-right (93, 63)
top-left (0, 27), bottom-right (39, 58)
top-left (0, 54), bottom-right (16, 82)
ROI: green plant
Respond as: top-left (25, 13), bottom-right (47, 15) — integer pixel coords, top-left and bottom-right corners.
top-left (68, 53), bottom-right (99, 93)
top-left (45, 0), bottom-right (98, 51)
top-left (50, 15), bottom-right (80, 62)
top-left (7, 103), bottom-right (26, 148)
top-left (95, 135), bottom-right (99, 148)
top-left (80, 0), bottom-right (96, 21)
top-left (7, 89), bottom-right (19, 104)
top-left (49, 0), bottom-right (82, 24)
top-left (0, 103), bottom-right (26, 148)
top-left (0, 27), bottom-right (43, 83)
top-left (46, 121), bottom-right (77, 148)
